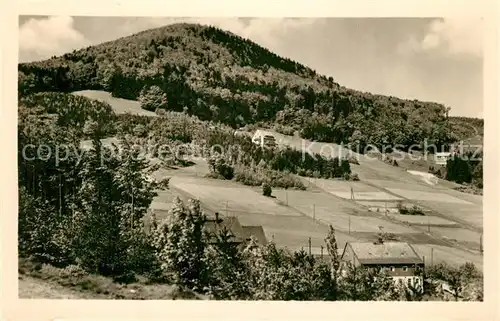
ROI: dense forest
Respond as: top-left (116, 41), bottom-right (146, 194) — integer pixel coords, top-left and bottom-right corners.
top-left (18, 23), bottom-right (481, 152)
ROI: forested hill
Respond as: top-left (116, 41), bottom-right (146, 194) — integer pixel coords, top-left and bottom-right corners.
top-left (18, 22), bottom-right (478, 151)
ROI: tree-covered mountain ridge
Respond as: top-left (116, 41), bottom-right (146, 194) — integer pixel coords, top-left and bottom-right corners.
top-left (18, 22), bottom-right (482, 150)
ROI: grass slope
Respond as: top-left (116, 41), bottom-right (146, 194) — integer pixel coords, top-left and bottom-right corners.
top-left (73, 90), bottom-right (157, 116)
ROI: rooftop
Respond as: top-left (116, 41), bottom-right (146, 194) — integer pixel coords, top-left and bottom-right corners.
top-left (253, 129), bottom-right (276, 137)
top-left (346, 241), bottom-right (423, 265)
top-left (241, 225), bottom-right (267, 245)
top-left (204, 216), bottom-right (267, 245)
top-left (204, 216), bottom-right (246, 243)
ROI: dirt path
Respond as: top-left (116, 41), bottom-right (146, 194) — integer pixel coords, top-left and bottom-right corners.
top-left (18, 276), bottom-right (102, 299)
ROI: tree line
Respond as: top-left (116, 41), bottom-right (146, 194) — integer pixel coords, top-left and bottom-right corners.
top-left (18, 22), bottom-right (472, 153)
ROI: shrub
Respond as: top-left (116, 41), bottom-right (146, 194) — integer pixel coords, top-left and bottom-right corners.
top-left (262, 183), bottom-right (272, 197)
top-left (233, 165), bottom-right (265, 186)
top-left (398, 204), bottom-right (425, 216)
top-left (446, 156), bottom-right (472, 184)
top-left (139, 85), bottom-right (168, 111)
top-left (234, 165), bottom-right (306, 190)
top-left (349, 173), bottom-right (360, 181)
top-left (207, 153), bottom-right (234, 180)
top-left (347, 156), bottom-right (360, 165)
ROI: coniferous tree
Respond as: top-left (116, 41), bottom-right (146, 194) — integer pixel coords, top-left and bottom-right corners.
top-left (151, 197), bottom-right (208, 290)
top-left (205, 227), bottom-right (250, 299)
top-left (72, 119), bottom-right (126, 275)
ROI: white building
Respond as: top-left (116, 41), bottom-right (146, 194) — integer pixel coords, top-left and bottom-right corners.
top-left (252, 129), bottom-right (278, 149)
top-left (435, 152), bottom-right (451, 166)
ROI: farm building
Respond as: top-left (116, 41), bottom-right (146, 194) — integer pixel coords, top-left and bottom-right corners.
top-left (252, 129), bottom-right (278, 149)
top-left (340, 241), bottom-right (424, 291)
top-left (204, 213), bottom-right (267, 246)
top-left (434, 152), bottom-right (451, 166)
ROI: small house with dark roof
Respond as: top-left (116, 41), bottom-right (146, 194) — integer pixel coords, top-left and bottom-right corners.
top-left (340, 241), bottom-right (424, 290)
top-left (204, 212), bottom-right (267, 246)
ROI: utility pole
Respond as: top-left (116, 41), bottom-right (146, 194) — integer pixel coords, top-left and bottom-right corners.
top-left (308, 237), bottom-right (312, 256)
top-left (431, 247), bottom-right (434, 266)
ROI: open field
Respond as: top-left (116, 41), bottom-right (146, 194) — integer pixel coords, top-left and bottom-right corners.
top-left (429, 227), bottom-right (482, 250)
top-left (272, 189), bottom-right (417, 234)
top-left (303, 178), bottom-right (377, 192)
top-left (367, 179), bottom-right (442, 192)
top-left (331, 191), bottom-right (402, 201)
top-left (73, 90), bottom-right (157, 117)
top-left (386, 214), bottom-right (459, 227)
top-left (171, 176), bottom-right (302, 217)
top-left (415, 201), bottom-right (482, 230)
top-left (169, 174), bottom-right (364, 251)
top-left (412, 244), bottom-right (483, 270)
top-left (302, 178), bottom-right (402, 201)
top-left (386, 188), bottom-right (474, 205)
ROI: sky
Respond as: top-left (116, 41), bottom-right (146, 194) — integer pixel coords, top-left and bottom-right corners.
top-left (18, 16), bottom-right (483, 118)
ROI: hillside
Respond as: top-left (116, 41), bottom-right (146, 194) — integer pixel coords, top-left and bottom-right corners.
top-left (17, 22), bottom-right (478, 151)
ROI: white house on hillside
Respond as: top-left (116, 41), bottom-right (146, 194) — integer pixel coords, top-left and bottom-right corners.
top-left (435, 152), bottom-right (451, 166)
top-left (252, 129), bottom-right (278, 149)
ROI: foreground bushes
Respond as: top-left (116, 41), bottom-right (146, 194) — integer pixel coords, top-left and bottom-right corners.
top-left (20, 192), bottom-right (483, 301)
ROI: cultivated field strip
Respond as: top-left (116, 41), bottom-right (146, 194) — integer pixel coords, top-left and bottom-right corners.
top-left (272, 189), bottom-right (417, 234)
top-left (73, 90), bottom-right (158, 117)
top-left (386, 188), bottom-right (474, 205)
top-left (172, 181), bottom-right (303, 217)
top-left (386, 214), bottom-right (459, 227)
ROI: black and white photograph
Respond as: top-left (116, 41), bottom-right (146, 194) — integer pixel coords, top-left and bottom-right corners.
top-left (2, 2), bottom-right (499, 319)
